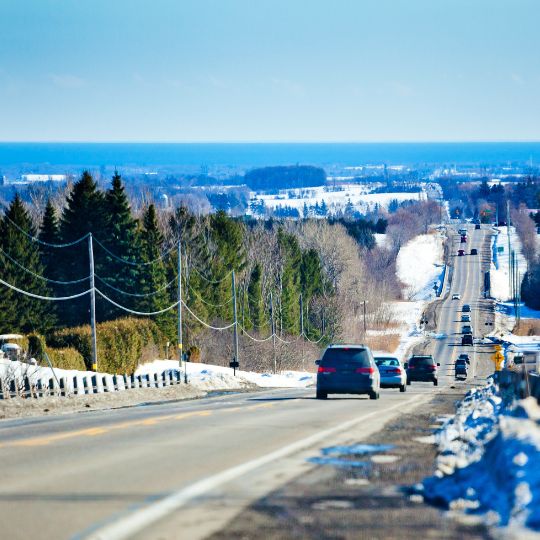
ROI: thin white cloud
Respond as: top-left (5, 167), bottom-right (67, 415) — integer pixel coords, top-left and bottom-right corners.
top-left (50, 73), bottom-right (86, 89)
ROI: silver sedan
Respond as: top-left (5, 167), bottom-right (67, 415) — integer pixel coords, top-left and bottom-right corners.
top-left (374, 354), bottom-right (407, 392)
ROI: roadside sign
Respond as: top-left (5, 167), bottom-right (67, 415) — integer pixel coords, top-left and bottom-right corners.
top-left (491, 351), bottom-right (504, 371)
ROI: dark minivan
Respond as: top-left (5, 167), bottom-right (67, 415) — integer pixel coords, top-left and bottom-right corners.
top-left (316, 344), bottom-right (380, 400)
top-left (406, 355), bottom-right (440, 386)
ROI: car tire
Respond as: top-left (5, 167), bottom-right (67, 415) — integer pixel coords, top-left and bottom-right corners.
top-left (400, 384), bottom-right (406, 392)
top-left (406, 378), bottom-right (411, 386)
top-left (433, 379), bottom-right (438, 386)
top-left (316, 390), bottom-right (327, 400)
top-left (369, 390), bottom-right (379, 400)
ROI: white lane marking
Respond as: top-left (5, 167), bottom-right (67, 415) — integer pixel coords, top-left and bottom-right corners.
top-left (85, 394), bottom-right (427, 540)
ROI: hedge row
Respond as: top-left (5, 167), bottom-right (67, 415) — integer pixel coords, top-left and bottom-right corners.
top-left (26, 333), bottom-right (86, 370)
top-left (48, 317), bottom-right (167, 374)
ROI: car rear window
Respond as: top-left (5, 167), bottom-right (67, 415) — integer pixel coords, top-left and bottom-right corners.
top-left (375, 357), bottom-right (399, 367)
top-left (321, 348), bottom-right (371, 367)
top-left (409, 356), bottom-right (435, 366)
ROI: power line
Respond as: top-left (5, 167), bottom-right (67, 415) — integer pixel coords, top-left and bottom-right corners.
top-left (0, 247), bottom-right (90, 285)
top-left (181, 300), bottom-right (236, 331)
top-left (189, 265), bottom-right (234, 284)
top-left (0, 209), bottom-right (90, 248)
top-left (187, 284), bottom-right (233, 307)
top-left (95, 274), bottom-right (177, 297)
top-left (0, 277), bottom-right (91, 301)
top-left (95, 288), bottom-right (180, 316)
top-left (93, 237), bottom-right (177, 267)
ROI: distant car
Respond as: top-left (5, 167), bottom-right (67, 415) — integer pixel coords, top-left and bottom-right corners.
top-left (316, 344), bottom-right (380, 400)
top-left (374, 354), bottom-right (407, 392)
top-left (458, 249), bottom-right (465, 256)
top-left (462, 334), bottom-right (474, 346)
top-left (458, 353), bottom-right (470, 363)
top-left (405, 355), bottom-right (440, 386)
top-left (455, 358), bottom-right (468, 378)
top-left (475, 224), bottom-right (481, 230)
top-left (458, 228), bottom-right (467, 236)
top-left (461, 314), bottom-right (471, 322)
top-left (460, 235), bottom-right (467, 243)
top-left (462, 304), bottom-right (471, 312)
top-left (462, 325), bottom-right (473, 335)
top-left (470, 248), bottom-right (478, 255)
top-left (452, 293), bottom-right (461, 300)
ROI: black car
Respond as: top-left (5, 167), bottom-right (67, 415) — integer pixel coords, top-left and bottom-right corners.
top-left (316, 344), bottom-right (381, 400)
top-left (475, 224), bottom-right (481, 230)
top-left (470, 248), bottom-right (478, 255)
top-left (462, 304), bottom-right (471, 312)
top-left (462, 334), bottom-right (473, 345)
top-left (455, 358), bottom-right (468, 378)
top-left (405, 355), bottom-right (440, 386)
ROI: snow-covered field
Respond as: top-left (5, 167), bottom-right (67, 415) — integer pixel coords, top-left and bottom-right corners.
top-left (421, 381), bottom-right (540, 535)
top-left (396, 233), bottom-right (445, 301)
top-left (249, 183), bottom-right (426, 216)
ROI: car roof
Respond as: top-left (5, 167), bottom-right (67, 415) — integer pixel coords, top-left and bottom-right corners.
top-left (326, 343), bottom-right (368, 349)
top-left (373, 352), bottom-right (400, 359)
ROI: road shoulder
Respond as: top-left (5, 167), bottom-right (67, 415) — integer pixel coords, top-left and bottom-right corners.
top-left (209, 386), bottom-right (491, 540)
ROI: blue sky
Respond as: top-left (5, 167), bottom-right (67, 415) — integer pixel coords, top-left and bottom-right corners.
top-left (0, 0), bottom-right (539, 142)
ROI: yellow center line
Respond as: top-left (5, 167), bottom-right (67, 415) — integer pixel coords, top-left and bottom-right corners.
top-left (0, 401), bottom-right (276, 449)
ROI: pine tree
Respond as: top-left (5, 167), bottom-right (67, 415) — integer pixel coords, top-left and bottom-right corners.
top-left (58, 171), bottom-right (106, 327)
top-left (39, 199), bottom-right (60, 280)
top-left (100, 172), bottom-right (142, 319)
top-left (277, 229), bottom-right (301, 334)
top-left (0, 194), bottom-right (56, 333)
top-left (247, 263), bottom-right (267, 331)
top-left (139, 204), bottom-right (175, 338)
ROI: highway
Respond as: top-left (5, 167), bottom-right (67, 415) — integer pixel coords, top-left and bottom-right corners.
top-left (0, 225), bottom-right (496, 540)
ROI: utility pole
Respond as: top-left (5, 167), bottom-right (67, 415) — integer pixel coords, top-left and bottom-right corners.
top-left (270, 291), bottom-right (277, 374)
top-left (300, 294), bottom-right (305, 371)
top-left (507, 200), bottom-right (512, 302)
top-left (88, 234), bottom-right (98, 372)
top-left (177, 241), bottom-right (186, 383)
top-left (363, 300), bottom-right (367, 336)
top-left (231, 270), bottom-right (239, 376)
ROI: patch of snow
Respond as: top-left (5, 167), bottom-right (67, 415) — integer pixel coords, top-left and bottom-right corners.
top-left (396, 233), bottom-right (445, 301)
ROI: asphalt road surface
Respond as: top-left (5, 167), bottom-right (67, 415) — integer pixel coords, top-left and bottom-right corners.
top-left (0, 225), bottom-right (495, 540)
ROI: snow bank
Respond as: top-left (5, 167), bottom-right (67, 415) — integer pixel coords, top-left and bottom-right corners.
top-left (491, 227), bottom-right (528, 302)
top-left (421, 381), bottom-right (540, 532)
top-left (396, 233), bottom-right (445, 301)
top-left (136, 360), bottom-right (315, 390)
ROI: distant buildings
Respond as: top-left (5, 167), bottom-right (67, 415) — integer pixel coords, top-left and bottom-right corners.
top-left (2, 174), bottom-right (68, 185)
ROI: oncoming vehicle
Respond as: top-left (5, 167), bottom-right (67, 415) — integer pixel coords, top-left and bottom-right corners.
top-left (458, 353), bottom-right (470, 363)
top-left (405, 355), bottom-right (440, 386)
top-left (470, 248), bottom-right (478, 255)
top-left (316, 344), bottom-right (381, 400)
top-left (374, 354), bottom-right (407, 392)
top-left (462, 304), bottom-right (471, 312)
top-left (452, 293), bottom-right (461, 300)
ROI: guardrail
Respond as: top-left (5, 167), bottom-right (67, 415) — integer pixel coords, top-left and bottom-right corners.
top-left (0, 368), bottom-right (185, 400)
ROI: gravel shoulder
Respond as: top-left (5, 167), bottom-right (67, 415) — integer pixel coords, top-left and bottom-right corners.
top-left (209, 385), bottom-right (491, 540)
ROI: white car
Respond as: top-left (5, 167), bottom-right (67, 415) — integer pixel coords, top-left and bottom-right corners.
top-left (452, 293), bottom-right (461, 300)
top-left (374, 353), bottom-right (407, 392)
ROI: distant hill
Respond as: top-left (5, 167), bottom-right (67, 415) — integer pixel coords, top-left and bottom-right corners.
top-left (244, 165), bottom-right (326, 191)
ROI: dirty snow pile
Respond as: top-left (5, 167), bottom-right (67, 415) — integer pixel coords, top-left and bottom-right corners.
top-left (396, 233), bottom-right (445, 301)
top-left (421, 380), bottom-right (540, 532)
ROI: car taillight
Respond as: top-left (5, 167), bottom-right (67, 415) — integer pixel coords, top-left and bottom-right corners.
top-left (428, 365), bottom-right (437, 370)
top-left (355, 367), bottom-right (375, 374)
top-left (318, 366), bottom-right (336, 373)
top-left (388, 368), bottom-right (401, 374)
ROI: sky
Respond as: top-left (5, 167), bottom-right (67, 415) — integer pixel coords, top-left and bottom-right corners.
top-left (0, 0), bottom-right (539, 142)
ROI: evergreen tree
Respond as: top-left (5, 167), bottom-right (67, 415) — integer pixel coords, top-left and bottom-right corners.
top-left (247, 263), bottom-right (267, 331)
top-left (278, 229), bottom-right (301, 334)
top-left (302, 202), bottom-right (309, 219)
top-left (100, 172), bottom-right (142, 319)
top-left (300, 249), bottom-right (325, 337)
top-left (139, 204), bottom-right (175, 338)
top-left (58, 171), bottom-right (106, 327)
top-left (0, 195), bottom-right (56, 333)
top-left (39, 199), bottom-right (60, 280)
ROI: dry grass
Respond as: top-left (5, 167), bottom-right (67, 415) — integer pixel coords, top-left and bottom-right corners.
top-left (365, 333), bottom-right (401, 352)
top-left (513, 320), bottom-right (540, 336)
